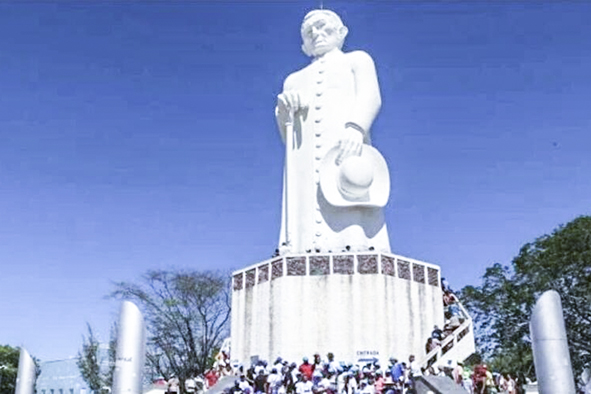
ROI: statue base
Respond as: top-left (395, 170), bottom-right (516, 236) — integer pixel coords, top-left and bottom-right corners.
top-left (230, 252), bottom-right (445, 366)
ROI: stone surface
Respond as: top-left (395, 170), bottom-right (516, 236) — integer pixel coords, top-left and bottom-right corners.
top-left (357, 254), bottom-right (378, 274)
top-left (309, 256), bottom-right (330, 275)
top-left (333, 255), bottom-right (354, 274)
top-left (398, 260), bottom-right (411, 280)
top-left (382, 255), bottom-right (395, 276)
top-left (258, 264), bottom-right (269, 283)
top-left (231, 252), bottom-right (443, 367)
top-left (276, 9), bottom-right (390, 255)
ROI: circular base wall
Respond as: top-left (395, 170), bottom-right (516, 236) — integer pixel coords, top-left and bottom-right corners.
top-left (231, 252), bottom-right (444, 367)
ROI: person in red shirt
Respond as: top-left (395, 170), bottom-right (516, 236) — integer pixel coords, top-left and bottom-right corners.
top-left (299, 357), bottom-right (314, 381)
top-left (374, 370), bottom-right (384, 394)
top-left (472, 364), bottom-right (488, 394)
top-left (205, 369), bottom-right (219, 389)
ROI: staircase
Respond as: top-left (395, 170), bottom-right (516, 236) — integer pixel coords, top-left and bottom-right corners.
top-left (420, 294), bottom-right (476, 369)
top-left (415, 375), bottom-right (469, 394)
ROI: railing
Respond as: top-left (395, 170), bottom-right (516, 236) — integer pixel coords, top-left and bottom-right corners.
top-left (420, 294), bottom-right (473, 368)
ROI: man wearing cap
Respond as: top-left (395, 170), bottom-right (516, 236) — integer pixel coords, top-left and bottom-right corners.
top-left (326, 352), bottom-right (341, 375)
top-left (239, 375), bottom-right (252, 392)
top-left (267, 368), bottom-right (282, 394)
top-left (299, 357), bottom-right (314, 381)
top-left (276, 9), bottom-right (391, 254)
top-left (273, 358), bottom-right (283, 375)
top-left (390, 359), bottom-right (404, 389)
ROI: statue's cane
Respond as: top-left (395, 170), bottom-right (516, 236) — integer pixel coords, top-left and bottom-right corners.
top-left (283, 103), bottom-right (295, 250)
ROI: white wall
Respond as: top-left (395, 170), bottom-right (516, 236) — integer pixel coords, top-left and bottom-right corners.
top-left (231, 252), bottom-right (444, 367)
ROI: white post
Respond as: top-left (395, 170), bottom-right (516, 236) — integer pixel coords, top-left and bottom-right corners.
top-left (530, 290), bottom-right (576, 394)
top-left (112, 301), bottom-right (146, 394)
top-left (15, 348), bottom-right (36, 394)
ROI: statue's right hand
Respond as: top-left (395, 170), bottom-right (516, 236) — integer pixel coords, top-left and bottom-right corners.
top-left (277, 91), bottom-right (306, 119)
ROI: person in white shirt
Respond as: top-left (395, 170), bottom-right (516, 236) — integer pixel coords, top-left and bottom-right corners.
top-left (254, 363), bottom-right (266, 377)
top-left (267, 368), bottom-right (282, 394)
top-left (408, 355), bottom-right (421, 378)
top-left (358, 381), bottom-right (374, 394)
top-left (184, 377), bottom-right (196, 394)
top-left (296, 375), bottom-right (314, 394)
top-left (273, 358), bottom-right (284, 375)
top-left (239, 375), bottom-right (252, 392)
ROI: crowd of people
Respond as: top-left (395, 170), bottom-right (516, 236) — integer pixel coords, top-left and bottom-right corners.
top-left (468, 363), bottom-right (529, 394)
top-left (158, 281), bottom-right (532, 394)
top-left (219, 353), bottom-right (425, 394)
top-left (185, 352), bottom-right (529, 394)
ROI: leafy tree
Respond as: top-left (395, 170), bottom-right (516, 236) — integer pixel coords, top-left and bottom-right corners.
top-left (77, 324), bottom-right (117, 393)
top-left (0, 345), bottom-right (19, 394)
top-left (459, 215), bottom-right (591, 381)
top-left (0, 345), bottom-right (40, 394)
top-left (110, 269), bottom-right (231, 393)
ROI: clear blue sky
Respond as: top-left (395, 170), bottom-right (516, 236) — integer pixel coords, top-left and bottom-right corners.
top-left (1, 2), bottom-right (590, 362)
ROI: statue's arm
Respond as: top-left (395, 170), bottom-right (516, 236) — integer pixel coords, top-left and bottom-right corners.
top-left (275, 74), bottom-right (297, 144)
top-left (347, 51), bottom-right (382, 139)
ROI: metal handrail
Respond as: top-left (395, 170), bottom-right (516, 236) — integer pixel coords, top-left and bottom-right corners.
top-left (419, 295), bottom-right (473, 368)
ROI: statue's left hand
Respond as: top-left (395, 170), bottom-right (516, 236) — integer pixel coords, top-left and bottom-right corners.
top-left (336, 125), bottom-right (364, 165)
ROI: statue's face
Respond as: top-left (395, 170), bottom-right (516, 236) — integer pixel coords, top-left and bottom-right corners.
top-left (301, 14), bottom-right (345, 57)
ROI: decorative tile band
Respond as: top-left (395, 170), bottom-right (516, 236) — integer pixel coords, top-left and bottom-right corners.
top-left (333, 255), bottom-right (354, 275)
top-left (271, 259), bottom-right (283, 280)
top-left (245, 269), bottom-right (256, 288)
top-left (427, 267), bottom-right (439, 287)
top-left (233, 273), bottom-right (243, 291)
top-left (412, 263), bottom-right (425, 284)
top-left (286, 257), bottom-right (306, 276)
top-left (233, 254), bottom-right (440, 291)
top-left (358, 254), bottom-right (378, 274)
top-left (258, 264), bottom-right (269, 283)
top-left (309, 256), bottom-right (330, 276)
top-left (398, 260), bottom-right (411, 280)
top-left (382, 255), bottom-right (396, 276)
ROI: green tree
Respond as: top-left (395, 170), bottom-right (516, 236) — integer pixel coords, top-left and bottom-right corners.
top-left (77, 324), bottom-right (116, 393)
top-left (0, 345), bottom-right (40, 394)
top-left (459, 215), bottom-right (591, 381)
top-left (110, 269), bottom-right (231, 394)
top-left (0, 345), bottom-right (19, 394)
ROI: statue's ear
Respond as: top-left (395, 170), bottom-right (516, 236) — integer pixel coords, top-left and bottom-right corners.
top-left (301, 43), bottom-right (312, 57)
top-left (339, 26), bottom-right (349, 41)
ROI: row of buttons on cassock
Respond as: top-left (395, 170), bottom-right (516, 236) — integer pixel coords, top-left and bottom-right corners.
top-left (313, 57), bottom-right (327, 240)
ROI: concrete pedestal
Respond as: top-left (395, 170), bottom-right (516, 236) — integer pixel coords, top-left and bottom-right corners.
top-left (231, 252), bottom-right (444, 366)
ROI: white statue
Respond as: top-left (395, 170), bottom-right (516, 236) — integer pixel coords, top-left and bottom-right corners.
top-left (276, 9), bottom-right (391, 254)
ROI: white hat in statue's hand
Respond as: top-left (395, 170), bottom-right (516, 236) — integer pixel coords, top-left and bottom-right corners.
top-left (320, 145), bottom-right (390, 208)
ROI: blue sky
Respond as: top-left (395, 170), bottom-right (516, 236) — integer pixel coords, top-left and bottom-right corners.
top-left (1, 2), bottom-right (590, 362)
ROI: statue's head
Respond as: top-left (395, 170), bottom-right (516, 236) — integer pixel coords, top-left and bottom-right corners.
top-left (300, 9), bottom-right (348, 58)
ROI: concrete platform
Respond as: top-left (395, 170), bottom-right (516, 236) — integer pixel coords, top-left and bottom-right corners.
top-left (231, 252), bottom-right (445, 366)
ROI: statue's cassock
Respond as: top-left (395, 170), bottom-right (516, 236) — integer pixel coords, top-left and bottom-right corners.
top-left (276, 10), bottom-right (391, 254)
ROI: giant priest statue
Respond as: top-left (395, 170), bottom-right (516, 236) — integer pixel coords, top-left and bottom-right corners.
top-left (231, 8), bottom-right (476, 368)
top-left (276, 9), bottom-right (391, 254)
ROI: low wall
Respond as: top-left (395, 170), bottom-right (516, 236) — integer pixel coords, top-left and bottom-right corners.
top-left (231, 252), bottom-right (444, 366)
